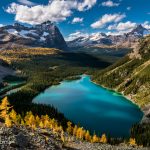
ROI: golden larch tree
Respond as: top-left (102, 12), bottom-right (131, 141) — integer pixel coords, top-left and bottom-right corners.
top-left (5, 115), bottom-right (12, 127)
top-left (67, 121), bottom-right (72, 134)
top-left (9, 109), bottom-right (18, 125)
top-left (73, 125), bottom-right (78, 136)
top-left (85, 130), bottom-right (91, 142)
top-left (129, 138), bottom-right (137, 146)
top-left (92, 134), bottom-right (99, 143)
top-left (0, 97), bottom-right (12, 119)
top-left (100, 134), bottom-right (107, 143)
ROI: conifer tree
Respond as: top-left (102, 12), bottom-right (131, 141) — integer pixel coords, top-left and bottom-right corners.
top-left (129, 138), bottom-right (137, 146)
top-left (5, 115), bottom-right (12, 127)
top-left (27, 113), bottom-right (36, 130)
top-left (39, 121), bottom-right (44, 128)
top-left (21, 119), bottom-right (25, 126)
top-left (76, 127), bottom-right (84, 140)
top-left (9, 109), bottom-right (18, 124)
top-left (100, 134), bottom-right (107, 143)
top-left (92, 134), bottom-right (99, 143)
top-left (61, 130), bottom-right (65, 143)
top-left (43, 115), bottom-right (50, 128)
top-left (73, 125), bottom-right (78, 136)
top-left (85, 130), bottom-right (91, 142)
top-left (67, 121), bottom-right (72, 134)
top-left (35, 115), bottom-right (40, 126)
top-left (0, 97), bottom-right (12, 120)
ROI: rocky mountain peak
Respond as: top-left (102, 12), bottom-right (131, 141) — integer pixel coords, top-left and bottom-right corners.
top-left (129, 24), bottom-right (149, 37)
top-left (67, 25), bottom-right (150, 48)
top-left (35, 21), bottom-right (55, 31)
top-left (0, 21), bottom-right (67, 50)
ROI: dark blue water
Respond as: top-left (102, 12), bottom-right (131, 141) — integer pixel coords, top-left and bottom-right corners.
top-left (33, 75), bottom-right (143, 137)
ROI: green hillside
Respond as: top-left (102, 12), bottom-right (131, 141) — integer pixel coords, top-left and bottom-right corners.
top-left (93, 36), bottom-right (150, 107)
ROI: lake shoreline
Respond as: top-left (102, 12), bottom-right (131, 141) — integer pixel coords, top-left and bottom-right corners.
top-left (89, 75), bottom-right (148, 122)
top-left (33, 74), bottom-right (143, 137)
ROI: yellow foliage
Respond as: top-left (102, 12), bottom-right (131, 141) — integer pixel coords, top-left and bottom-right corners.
top-left (61, 131), bottom-right (65, 143)
top-left (76, 127), bottom-right (85, 140)
top-left (73, 125), bottom-right (78, 136)
top-left (5, 115), bottom-right (12, 127)
top-left (85, 130), bottom-right (91, 142)
top-left (100, 134), bottom-right (107, 143)
top-left (129, 138), bottom-right (137, 146)
top-left (92, 134), bottom-right (99, 143)
top-left (39, 121), bottom-right (44, 128)
top-left (35, 116), bottom-right (40, 126)
top-left (9, 109), bottom-right (18, 124)
top-left (0, 97), bottom-right (12, 119)
top-left (0, 97), bottom-right (11, 110)
top-left (27, 113), bottom-right (36, 129)
top-left (67, 121), bottom-right (72, 134)
top-left (21, 119), bottom-right (25, 126)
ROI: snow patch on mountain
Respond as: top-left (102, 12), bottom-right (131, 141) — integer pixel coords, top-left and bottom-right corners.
top-left (7, 29), bottom-right (18, 36)
top-left (67, 25), bottom-right (150, 48)
top-left (0, 21), bottom-right (67, 50)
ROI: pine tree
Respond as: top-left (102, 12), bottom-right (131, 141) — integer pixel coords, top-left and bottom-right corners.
top-left (43, 115), bottom-right (50, 128)
top-left (73, 125), bottom-right (78, 136)
top-left (39, 121), bottom-right (44, 128)
top-left (35, 115), bottom-right (40, 126)
top-left (9, 109), bottom-right (18, 124)
top-left (67, 121), bottom-right (72, 134)
top-left (17, 114), bottom-right (22, 124)
top-left (0, 97), bottom-right (12, 119)
top-left (129, 138), bottom-right (137, 146)
top-left (85, 130), bottom-right (91, 142)
top-left (5, 115), bottom-right (12, 127)
top-left (92, 134), bottom-right (99, 143)
top-left (61, 131), bottom-right (65, 143)
top-left (76, 127), bottom-right (85, 140)
top-left (21, 119), bottom-right (25, 126)
top-left (100, 134), bottom-right (107, 143)
top-left (27, 113), bottom-right (36, 130)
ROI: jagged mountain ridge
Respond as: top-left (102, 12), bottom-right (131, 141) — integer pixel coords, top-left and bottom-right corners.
top-left (67, 25), bottom-right (150, 48)
top-left (0, 21), bottom-right (67, 50)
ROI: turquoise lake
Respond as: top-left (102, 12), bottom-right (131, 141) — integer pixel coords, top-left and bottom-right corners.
top-left (33, 75), bottom-right (143, 137)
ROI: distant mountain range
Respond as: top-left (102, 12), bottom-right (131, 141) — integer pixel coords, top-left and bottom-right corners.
top-left (67, 25), bottom-right (150, 48)
top-left (0, 22), bottom-right (149, 50)
top-left (0, 21), bottom-right (67, 50)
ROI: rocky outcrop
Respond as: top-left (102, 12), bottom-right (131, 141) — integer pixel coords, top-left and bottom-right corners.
top-left (0, 125), bottom-right (149, 150)
top-left (0, 21), bottom-right (67, 50)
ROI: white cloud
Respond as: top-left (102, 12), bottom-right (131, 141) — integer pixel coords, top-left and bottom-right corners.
top-left (106, 31), bottom-right (128, 35)
top-left (101, 0), bottom-right (120, 7)
top-left (91, 13), bottom-right (126, 29)
top-left (142, 21), bottom-right (150, 29)
top-left (0, 24), bottom-right (4, 27)
top-left (77, 0), bottom-right (97, 11)
top-left (72, 17), bottom-right (83, 24)
top-left (66, 31), bottom-right (89, 41)
top-left (6, 0), bottom-right (97, 25)
top-left (108, 21), bottom-right (137, 31)
top-left (127, 7), bottom-right (131, 11)
top-left (18, 0), bottom-right (36, 6)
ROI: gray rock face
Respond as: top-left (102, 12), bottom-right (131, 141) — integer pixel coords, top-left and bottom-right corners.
top-left (0, 125), bottom-right (149, 150)
top-left (0, 21), bottom-right (67, 50)
top-left (15, 132), bottom-right (29, 148)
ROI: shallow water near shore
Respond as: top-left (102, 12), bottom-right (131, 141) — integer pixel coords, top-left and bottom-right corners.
top-left (33, 75), bottom-right (143, 137)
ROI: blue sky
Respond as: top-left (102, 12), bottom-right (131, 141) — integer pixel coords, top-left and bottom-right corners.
top-left (0, 0), bottom-right (150, 38)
